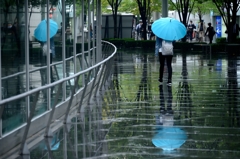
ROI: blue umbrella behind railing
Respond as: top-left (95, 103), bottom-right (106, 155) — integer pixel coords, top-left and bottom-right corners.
top-left (34, 19), bottom-right (58, 42)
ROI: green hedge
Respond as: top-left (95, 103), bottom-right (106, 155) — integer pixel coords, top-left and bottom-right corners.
top-left (216, 37), bottom-right (240, 43)
top-left (102, 38), bottom-right (240, 54)
top-left (216, 37), bottom-right (227, 44)
top-left (105, 38), bottom-right (155, 49)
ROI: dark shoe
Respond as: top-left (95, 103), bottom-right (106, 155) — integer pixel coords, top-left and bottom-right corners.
top-left (158, 78), bottom-right (163, 85)
top-left (160, 108), bottom-right (165, 113)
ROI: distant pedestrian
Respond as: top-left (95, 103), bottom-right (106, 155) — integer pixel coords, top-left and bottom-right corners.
top-left (205, 23), bottom-right (215, 44)
top-left (187, 20), bottom-right (196, 42)
top-left (41, 37), bottom-right (55, 83)
top-left (232, 22), bottom-right (240, 43)
top-left (197, 20), bottom-right (206, 42)
top-left (147, 20), bottom-right (155, 40)
top-left (135, 20), bottom-right (143, 40)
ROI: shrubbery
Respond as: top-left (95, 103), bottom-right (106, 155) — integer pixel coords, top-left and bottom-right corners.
top-left (104, 37), bottom-right (240, 53)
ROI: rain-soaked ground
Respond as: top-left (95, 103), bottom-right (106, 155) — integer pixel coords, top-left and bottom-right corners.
top-left (28, 49), bottom-right (240, 158)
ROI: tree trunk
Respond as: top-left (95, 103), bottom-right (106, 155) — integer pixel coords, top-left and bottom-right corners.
top-left (113, 12), bottom-right (118, 38)
top-left (141, 16), bottom-right (147, 40)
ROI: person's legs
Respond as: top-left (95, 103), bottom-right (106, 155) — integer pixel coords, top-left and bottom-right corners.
top-left (189, 31), bottom-right (193, 41)
top-left (166, 55), bottom-right (173, 84)
top-left (135, 31), bottom-right (137, 40)
top-left (199, 31), bottom-right (202, 42)
top-left (233, 34), bottom-right (237, 43)
top-left (159, 53), bottom-right (165, 82)
top-left (209, 35), bottom-right (213, 44)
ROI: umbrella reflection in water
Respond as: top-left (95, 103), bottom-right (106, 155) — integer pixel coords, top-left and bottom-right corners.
top-left (152, 86), bottom-right (187, 151)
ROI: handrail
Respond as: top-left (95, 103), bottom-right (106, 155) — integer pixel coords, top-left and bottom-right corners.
top-left (0, 40), bottom-right (116, 105)
top-left (0, 40), bottom-right (117, 158)
top-left (1, 46), bottom-right (96, 81)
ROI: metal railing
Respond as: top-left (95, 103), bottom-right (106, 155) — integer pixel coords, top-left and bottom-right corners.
top-left (0, 40), bottom-right (117, 158)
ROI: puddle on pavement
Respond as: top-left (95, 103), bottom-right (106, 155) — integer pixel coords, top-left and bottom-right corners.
top-left (27, 50), bottom-right (240, 158)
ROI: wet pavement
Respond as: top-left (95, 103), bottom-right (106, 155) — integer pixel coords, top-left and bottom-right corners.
top-left (28, 49), bottom-right (240, 158)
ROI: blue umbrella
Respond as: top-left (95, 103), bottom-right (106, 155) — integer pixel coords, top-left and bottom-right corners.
top-left (152, 17), bottom-right (187, 41)
top-left (152, 127), bottom-right (187, 151)
top-left (34, 19), bottom-right (58, 42)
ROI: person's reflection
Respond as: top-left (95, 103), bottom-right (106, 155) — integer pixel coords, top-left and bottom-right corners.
top-left (153, 86), bottom-right (187, 151)
top-left (159, 85), bottom-right (173, 126)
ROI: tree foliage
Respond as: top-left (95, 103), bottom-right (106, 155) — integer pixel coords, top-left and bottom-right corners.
top-left (169, 0), bottom-right (196, 41)
top-left (169, 0), bottom-right (196, 26)
top-left (118, 0), bottom-right (139, 14)
top-left (212, 0), bottom-right (240, 42)
top-left (101, 0), bottom-right (123, 38)
top-left (102, 0), bottom-right (161, 18)
top-left (193, 0), bottom-right (218, 22)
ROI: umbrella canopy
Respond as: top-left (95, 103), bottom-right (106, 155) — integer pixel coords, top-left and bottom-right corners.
top-left (152, 17), bottom-right (187, 41)
top-left (152, 127), bottom-right (187, 150)
top-left (34, 19), bottom-right (58, 42)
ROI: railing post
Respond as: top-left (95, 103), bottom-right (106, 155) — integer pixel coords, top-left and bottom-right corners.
top-left (47, 0), bottom-right (51, 109)
top-left (77, 70), bottom-right (92, 113)
top-left (93, 64), bottom-right (106, 97)
top-left (0, 105), bottom-right (4, 137)
top-left (64, 75), bottom-right (80, 123)
top-left (92, 0), bottom-right (96, 66)
top-left (62, 0), bottom-right (66, 101)
top-left (25, 0), bottom-right (30, 121)
top-left (96, 0), bottom-right (102, 63)
top-left (86, 66), bottom-right (100, 106)
top-left (45, 83), bottom-right (63, 137)
top-left (100, 58), bottom-right (114, 90)
top-left (19, 91), bottom-right (40, 155)
top-left (81, 0), bottom-right (86, 88)
top-left (73, 0), bottom-right (77, 74)
top-left (0, 0), bottom-right (1, 102)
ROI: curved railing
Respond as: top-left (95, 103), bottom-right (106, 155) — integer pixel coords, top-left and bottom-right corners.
top-left (0, 40), bottom-right (117, 158)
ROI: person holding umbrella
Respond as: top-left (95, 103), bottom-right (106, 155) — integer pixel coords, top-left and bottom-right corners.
top-left (34, 19), bottom-right (58, 60)
top-left (34, 19), bottom-right (58, 83)
top-left (159, 39), bottom-right (175, 86)
top-left (155, 36), bottom-right (174, 86)
top-left (152, 17), bottom-right (187, 86)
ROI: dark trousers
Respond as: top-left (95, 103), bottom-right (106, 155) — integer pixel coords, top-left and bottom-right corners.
top-left (159, 52), bottom-right (173, 82)
top-left (188, 31), bottom-right (193, 41)
top-left (41, 54), bottom-right (54, 84)
top-left (208, 35), bottom-right (213, 44)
